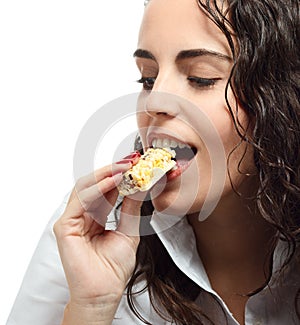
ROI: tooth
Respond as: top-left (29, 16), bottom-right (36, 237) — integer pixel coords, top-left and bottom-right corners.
top-left (156, 139), bottom-right (163, 148)
top-left (151, 137), bottom-right (191, 149)
top-left (178, 142), bottom-right (185, 149)
top-left (163, 138), bottom-right (170, 147)
top-left (170, 140), bottom-right (177, 148)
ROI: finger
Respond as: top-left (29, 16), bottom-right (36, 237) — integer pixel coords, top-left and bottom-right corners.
top-left (82, 212), bottom-right (106, 237)
top-left (78, 172), bottom-right (123, 210)
top-left (114, 151), bottom-right (141, 167)
top-left (61, 173), bottom-right (122, 224)
top-left (76, 162), bottom-right (131, 192)
top-left (116, 192), bottom-right (147, 238)
top-left (83, 151), bottom-right (140, 189)
top-left (82, 188), bottom-right (120, 227)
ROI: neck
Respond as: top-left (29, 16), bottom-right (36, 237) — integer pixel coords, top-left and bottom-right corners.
top-left (187, 191), bottom-right (276, 296)
top-left (188, 190), bottom-right (276, 324)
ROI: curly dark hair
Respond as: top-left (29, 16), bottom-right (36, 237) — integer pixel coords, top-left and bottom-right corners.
top-left (126, 0), bottom-right (300, 324)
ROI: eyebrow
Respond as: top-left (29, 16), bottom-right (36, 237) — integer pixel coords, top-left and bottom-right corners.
top-left (133, 49), bottom-right (156, 61)
top-left (133, 48), bottom-right (232, 62)
top-left (175, 49), bottom-right (232, 62)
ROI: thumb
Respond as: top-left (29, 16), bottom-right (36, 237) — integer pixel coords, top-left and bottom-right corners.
top-left (116, 192), bottom-right (147, 238)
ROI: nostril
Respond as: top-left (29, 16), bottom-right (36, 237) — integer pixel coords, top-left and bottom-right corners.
top-left (145, 91), bottom-right (181, 117)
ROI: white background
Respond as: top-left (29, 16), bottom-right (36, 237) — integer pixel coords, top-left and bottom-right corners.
top-left (0, 1), bottom-right (144, 323)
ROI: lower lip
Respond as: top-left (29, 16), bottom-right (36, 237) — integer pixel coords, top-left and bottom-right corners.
top-left (166, 158), bottom-right (194, 181)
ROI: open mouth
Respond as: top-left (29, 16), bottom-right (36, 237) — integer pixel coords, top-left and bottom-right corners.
top-left (151, 137), bottom-right (197, 170)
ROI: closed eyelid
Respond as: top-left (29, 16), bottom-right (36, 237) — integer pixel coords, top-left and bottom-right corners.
top-left (179, 57), bottom-right (232, 77)
top-left (134, 48), bottom-right (231, 84)
top-left (135, 60), bottom-right (158, 76)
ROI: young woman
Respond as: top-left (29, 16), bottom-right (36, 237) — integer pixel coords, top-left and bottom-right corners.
top-left (7, 0), bottom-right (300, 324)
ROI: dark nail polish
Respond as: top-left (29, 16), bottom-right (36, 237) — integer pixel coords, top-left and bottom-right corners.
top-left (122, 151), bottom-right (141, 160)
top-left (116, 159), bottom-right (133, 165)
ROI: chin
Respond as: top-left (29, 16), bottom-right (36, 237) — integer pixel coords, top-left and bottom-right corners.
top-left (150, 185), bottom-right (205, 216)
top-left (149, 175), bottom-right (230, 220)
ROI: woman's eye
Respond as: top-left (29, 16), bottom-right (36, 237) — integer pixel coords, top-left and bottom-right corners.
top-left (137, 77), bottom-right (156, 90)
top-left (187, 76), bottom-right (221, 89)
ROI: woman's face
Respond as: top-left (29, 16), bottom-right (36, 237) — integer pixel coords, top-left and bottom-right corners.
top-left (135, 0), bottom-right (255, 217)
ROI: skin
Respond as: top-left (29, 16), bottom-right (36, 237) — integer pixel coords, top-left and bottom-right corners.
top-left (135, 1), bottom-right (254, 217)
top-left (54, 160), bottom-right (146, 325)
top-left (54, 1), bottom-right (276, 324)
top-left (136, 1), bottom-right (275, 323)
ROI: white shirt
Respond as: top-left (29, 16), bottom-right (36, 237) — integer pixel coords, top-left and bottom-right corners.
top-left (6, 194), bottom-right (300, 325)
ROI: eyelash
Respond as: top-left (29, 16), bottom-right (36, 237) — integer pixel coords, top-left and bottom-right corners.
top-left (187, 76), bottom-right (221, 88)
top-left (137, 76), bottom-right (221, 90)
top-left (136, 77), bottom-right (156, 91)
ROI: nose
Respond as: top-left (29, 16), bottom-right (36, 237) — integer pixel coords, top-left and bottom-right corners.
top-left (143, 72), bottom-right (181, 118)
top-left (144, 91), bottom-right (181, 118)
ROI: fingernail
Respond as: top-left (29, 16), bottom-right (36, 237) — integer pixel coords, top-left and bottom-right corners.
top-left (116, 159), bottom-right (133, 165)
top-left (122, 151), bottom-right (141, 160)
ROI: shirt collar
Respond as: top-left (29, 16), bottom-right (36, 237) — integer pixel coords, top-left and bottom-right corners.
top-left (150, 210), bottom-right (294, 298)
top-left (150, 211), bottom-right (212, 292)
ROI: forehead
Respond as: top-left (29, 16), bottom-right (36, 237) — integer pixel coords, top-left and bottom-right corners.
top-left (138, 0), bottom-right (231, 58)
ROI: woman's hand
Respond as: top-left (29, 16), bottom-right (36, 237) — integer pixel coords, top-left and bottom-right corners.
top-left (53, 154), bottom-right (144, 324)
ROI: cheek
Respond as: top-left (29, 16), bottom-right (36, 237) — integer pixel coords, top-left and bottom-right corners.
top-left (136, 111), bottom-right (149, 147)
top-left (202, 92), bottom-right (250, 157)
top-left (213, 105), bottom-right (256, 185)
top-left (135, 91), bottom-right (255, 214)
